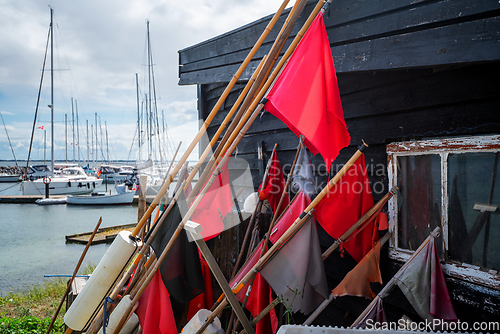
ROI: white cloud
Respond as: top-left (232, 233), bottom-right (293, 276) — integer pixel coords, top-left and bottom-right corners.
top-left (0, 0), bottom-right (290, 161)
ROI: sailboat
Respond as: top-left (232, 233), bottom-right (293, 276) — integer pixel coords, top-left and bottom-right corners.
top-left (21, 8), bottom-right (102, 196)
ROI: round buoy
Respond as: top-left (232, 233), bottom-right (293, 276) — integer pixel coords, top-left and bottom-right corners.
top-left (64, 231), bottom-right (141, 331)
top-left (243, 192), bottom-right (267, 213)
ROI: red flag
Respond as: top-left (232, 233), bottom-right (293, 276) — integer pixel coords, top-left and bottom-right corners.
top-left (231, 240), bottom-right (278, 334)
top-left (38, 126), bottom-right (44, 129)
top-left (258, 150), bottom-right (289, 217)
top-left (265, 12), bottom-right (350, 170)
top-left (313, 155), bottom-right (375, 262)
top-left (269, 191), bottom-right (310, 244)
top-left (136, 271), bottom-right (177, 334)
top-left (190, 158), bottom-right (234, 240)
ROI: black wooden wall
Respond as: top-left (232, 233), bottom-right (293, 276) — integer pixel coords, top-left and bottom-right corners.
top-left (179, 0), bottom-right (500, 328)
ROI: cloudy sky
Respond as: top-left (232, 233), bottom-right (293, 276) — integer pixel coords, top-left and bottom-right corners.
top-left (0, 0), bottom-right (290, 164)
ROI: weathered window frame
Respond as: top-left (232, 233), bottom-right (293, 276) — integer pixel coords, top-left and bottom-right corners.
top-left (387, 135), bottom-right (500, 289)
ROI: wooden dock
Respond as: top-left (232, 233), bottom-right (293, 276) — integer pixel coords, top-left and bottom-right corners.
top-left (65, 223), bottom-right (137, 245)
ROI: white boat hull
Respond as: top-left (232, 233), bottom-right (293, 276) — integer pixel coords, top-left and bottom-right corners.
top-left (0, 174), bottom-right (21, 182)
top-left (22, 178), bottom-right (103, 196)
top-left (66, 191), bottom-right (135, 205)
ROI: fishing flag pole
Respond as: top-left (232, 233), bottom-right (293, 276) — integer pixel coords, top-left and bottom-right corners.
top-left (350, 226), bottom-right (442, 328)
top-left (129, 0), bottom-right (289, 239)
top-left (237, 187), bottom-right (398, 333)
top-left (186, 0), bottom-right (308, 198)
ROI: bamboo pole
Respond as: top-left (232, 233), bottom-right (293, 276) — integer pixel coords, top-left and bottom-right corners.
top-left (206, 143), bottom-right (367, 334)
top-left (129, 0), bottom-right (289, 238)
top-left (116, 1), bottom-right (330, 331)
top-left (239, 187), bottom-right (398, 333)
top-left (187, 0), bottom-right (308, 200)
top-left (304, 233), bottom-right (392, 325)
top-left (46, 218), bottom-right (102, 334)
top-left (350, 226), bottom-right (442, 328)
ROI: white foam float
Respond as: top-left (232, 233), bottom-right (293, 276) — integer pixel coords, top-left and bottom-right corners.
top-left (64, 231), bottom-right (141, 331)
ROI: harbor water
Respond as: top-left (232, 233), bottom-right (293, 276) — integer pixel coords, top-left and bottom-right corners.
top-left (0, 180), bottom-right (138, 295)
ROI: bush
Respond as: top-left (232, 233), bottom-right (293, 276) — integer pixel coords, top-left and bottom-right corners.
top-left (0, 316), bottom-right (65, 333)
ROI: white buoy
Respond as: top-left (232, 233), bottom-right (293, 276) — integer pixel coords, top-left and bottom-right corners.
top-left (97, 295), bottom-right (139, 334)
top-left (182, 309), bottom-right (224, 334)
top-left (64, 231), bottom-right (141, 331)
top-left (243, 192), bottom-right (268, 213)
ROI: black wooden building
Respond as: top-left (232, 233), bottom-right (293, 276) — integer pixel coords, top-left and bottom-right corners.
top-left (178, 0), bottom-right (500, 329)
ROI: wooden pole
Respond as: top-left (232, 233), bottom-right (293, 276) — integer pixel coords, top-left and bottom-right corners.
top-left (129, 0), bottom-right (288, 239)
top-left (47, 217), bottom-right (102, 334)
top-left (187, 0), bottom-right (308, 200)
top-left (116, 0), bottom-right (330, 330)
top-left (322, 187), bottom-right (398, 260)
top-left (207, 143), bottom-right (368, 334)
top-left (350, 226), bottom-right (441, 328)
top-left (239, 187), bottom-right (398, 333)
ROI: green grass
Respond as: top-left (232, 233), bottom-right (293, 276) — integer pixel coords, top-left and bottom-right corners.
top-left (0, 263), bottom-right (96, 333)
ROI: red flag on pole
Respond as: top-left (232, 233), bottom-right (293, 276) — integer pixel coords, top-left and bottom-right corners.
top-left (258, 149), bottom-right (289, 217)
top-left (190, 158), bottom-right (234, 240)
top-left (231, 241), bottom-right (278, 334)
top-left (136, 271), bottom-right (178, 334)
top-left (265, 12), bottom-right (350, 170)
top-left (313, 155), bottom-right (375, 262)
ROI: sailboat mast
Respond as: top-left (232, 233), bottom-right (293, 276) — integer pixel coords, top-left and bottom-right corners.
top-left (136, 73), bottom-right (140, 162)
top-left (50, 7), bottom-right (54, 176)
top-left (147, 20), bottom-right (153, 161)
top-left (72, 98), bottom-right (75, 163)
top-left (95, 113), bottom-right (98, 167)
top-left (105, 121), bottom-right (109, 163)
top-left (65, 113), bottom-right (68, 162)
top-left (76, 100), bottom-right (80, 164)
top-left (86, 120), bottom-right (89, 165)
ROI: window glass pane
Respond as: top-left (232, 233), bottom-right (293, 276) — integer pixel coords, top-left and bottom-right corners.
top-left (448, 152), bottom-right (500, 271)
top-left (397, 155), bottom-right (442, 253)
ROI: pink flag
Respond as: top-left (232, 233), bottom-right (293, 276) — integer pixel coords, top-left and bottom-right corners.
top-left (395, 237), bottom-right (457, 321)
top-left (265, 12), bottom-right (350, 169)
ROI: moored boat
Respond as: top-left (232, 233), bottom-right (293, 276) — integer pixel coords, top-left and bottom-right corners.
top-left (0, 174), bottom-right (21, 182)
top-left (66, 186), bottom-right (134, 205)
top-left (22, 166), bottom-right (103, 196)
